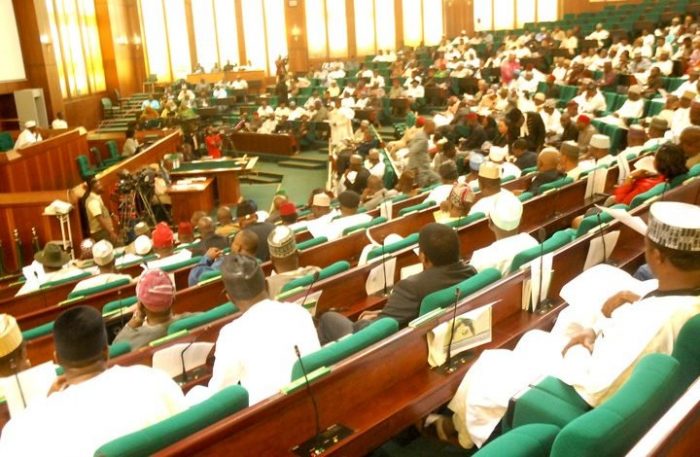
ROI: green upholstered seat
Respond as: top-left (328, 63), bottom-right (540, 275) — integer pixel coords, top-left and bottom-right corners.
top-left (159, 255), bottom-right (203, 273)
top-left (509, 378), bottom-right (592, 430)
top-left (197, 269), bottom-right (222, 284)
top-left (280, 260), bottom-right (350, 293)
top-left (419, 268), bottom-right (502, 316)
top-left (550, 353), bottom-right (681, 457)
top-left (290, 318), bottom-right (399, 381)
top-left (116, 253), bottom-right (158, 270)
top-left (0, 132), bottom-right (13, 152)
top-left (109, 341), bottom-right (132, 358)
top-left (167, 302), bottom-right (238, 335)
top-left (76, 155), bottom-right (96, 180)
top-left (297, 236), bottom-right (328, 251)
top-left (521, 166), bottom-right (537, 175)
top-left (517, 192), bottom-right (534, 203)
top-left (509, 229), bottom-right (575, 273)
top-left (342, 216), bottom-right (387, 236)
top-left (176, 160), bottom-right (239, 171)
top-left (538, 176), bottom-right (573, 193)
top-left (40, 271), bottom-right (92, 289)
top-left (398, 200), bottom-right (435, 216)
top-left (671, 314), bottom-right (700, 392)
top-left (94, 385), bottom-right (249, 457)
top-left (22, 321), bottom-right (55, 341)
top-left (366, 233), bottom-right (420, 261)
top-left (575, 204), bottom-right (628, 238)
top-left (474, 423), bottom-right (561, 457)
top-left (444, 212), bottom-right (485, 229)
top-left (629, 181), bottom-right (667, 208)
top-left (67, 278), bottom-right (131, 299)
top-left (390, 193), bottom-right (409, 203)
top-left (102, 296), bottom-right (138, 314)
top-left (103, 140), bottom-right (121, 166)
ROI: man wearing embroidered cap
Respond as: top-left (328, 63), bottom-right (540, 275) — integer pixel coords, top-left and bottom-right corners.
top-left (187, 254), bottom-right (320, 406)
top-left (70, 240), bottom-right (132, 294)
top-left (0, 306), bottom-right (186, 456)
top-left (266, 226), bottom-right (321, 298)
top-left (559, 141), bottom-right (582, 180)
top-left (0, 314), bottom-right (29, 377)
top-left (114, 268), bottom-right (188, 349)
top-left (14, 120), bottom-right (43, 149)
top-left (580, 133), bottom-right (614, 171)
top-left (470, 161), bottom-right (515, 217)
top-left (445, 201), bottom-right (700, 449)
top-left (470, 182), bottom-right (538, 276)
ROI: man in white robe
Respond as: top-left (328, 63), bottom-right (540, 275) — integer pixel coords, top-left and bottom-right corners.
top-left (328, 101), bottom-right (354, 148)
top-left (445, 201), bottom-right (700, 449)
top-left (14, 120), bottom-right (42, 149)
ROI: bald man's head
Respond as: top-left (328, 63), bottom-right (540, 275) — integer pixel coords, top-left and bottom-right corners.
top-left (231, 230), bottom-right (259, 258)
top-left (538, 149), bottom-right (560, 172)
top-left (198, 216), bottom-right (215, 237)
top-left (217, 206), bottom-right (233, 224)
top-left (680, 126), bottom-right (700, 159)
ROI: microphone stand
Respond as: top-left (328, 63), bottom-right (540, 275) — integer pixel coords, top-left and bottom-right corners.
top-left (437, 288), bottom-right (470, 375)
top-left (535, 227), bottom-right (552, 315)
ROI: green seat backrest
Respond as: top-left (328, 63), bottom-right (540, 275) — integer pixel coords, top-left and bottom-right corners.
top-left (290, 318), bottom-right (399, 381)
top-left (94, 385), bottom-right (249, 457)
top-left (398, 200), bottom-right (435, 216)
top-left (444, 212), bottom-right (485, 229)
top-left (159, 255), bottom-right (203, 272)
top-left (102, 296), bottom-right (138, 314)
top-left (297, 236), bottom-right (328, 250)
top-left (419, 268), bottom-right (502, 316)
top-left (109, 341), bottom-right (132, 358)
top-left (366, 233), bottom-right (420, 261)
top-left (117, 253), bottom-right (158, 270)
top-left (167, 302), bottom-right (238, 334)
top-left (342, 216), bottom-right (387, 236)
top-left (76, 155), bottom-right (92, 173)
top-left (551, 353), bottom-right (681, 457)
top-left (105, 140), bottom-right (120, 160)
top-left (538, 176), bottom-right (573, 193)
top-left (630, 181), bottom-right (667, 208)
top-left (671, 314), bottom-right (700, 392)
top-left (22, 321), bottom-right (55, 341)
top-left (280, 260), bottom-right (350, 293)
top-left (67, 278), bottom-right (131, 299)
top-left (575, 204), bottom-right (628, 238)
top-left (197, 269), bottom-right (222, 284)
top-left (521, 166), bottom-right (537, 175)
top-left (518, 192), bottom-right (534, 203)
top-left (390, 193), bottom-right (408, 203)
top-left (0, 132), bottom-right (13, 152)
top-left (603, 92), bottom-right (617, 112)
top-left (473, 423), bottom-right (561, 457)
top-left (40, 271), bottom-right (92, 289)
top-left (509, 229), bottom-right (575, 273)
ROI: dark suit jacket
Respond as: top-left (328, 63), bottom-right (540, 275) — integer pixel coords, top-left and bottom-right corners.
top-left (190, 234), bottom-right (229, 256)
top-left (528, 169), bottom-right (566, 195)
top-left (515, 150), bottom-right (538, 170)
top-left (375, 261), bottom-right (477, 327)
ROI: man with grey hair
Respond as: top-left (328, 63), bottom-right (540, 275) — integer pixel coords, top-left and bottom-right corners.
top-left (406, 119), bottom-right (440, 187)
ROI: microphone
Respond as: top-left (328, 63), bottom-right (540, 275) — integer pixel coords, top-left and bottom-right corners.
top-left (294, 344), bottom-right (321, 448)
top-left (380, 237), bottom-right (388, 296)
top-left (535, 227), bottom-right (548, 314)
top-left (10, 360), bottom-right (27, 408)
top-left (301, 271), bottom-right (321, 309)
top-left (445, 287), bottom-right (462, 368)
top-left (179, 338), bottom-right (197, 383)
top-left (595, 211), bottom-right (609, 265)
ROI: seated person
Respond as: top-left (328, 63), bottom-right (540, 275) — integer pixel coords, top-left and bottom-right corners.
top-left (579, 134), bottom-right (615, 171)
top-left (147, 223), bottom-right (194, 269)
top-left (510, 138), bottom-right (537, 170)
top-left (0, 306), bottom-right (186, 455)
top-left (266, 226), bottom-right (321, 297)
top-left (190, 216), bottom-right (229, 256)
top-left (187, 255), bottom-right (320, 405)
top-left (426, 160), bottom-right (459, 205)
top-left (469, 192), bottom-right (538, 275)
top-left (435, 182), bottom-right (475, 223)
top-left (278, 202), bottom-right (298, 226)
top-left (469, 162), bottom-right (515, 217)
top-left (237, 200), bottom-right (275, 261)
top-left (114, 268), bottom-right (189, 349)
top-left (0, 314), bottom-right (30, 377)
top-left (442, 201), bottom-right (700, 450)
top-left (317, 223), bottom-right (477, 344)
top-left (188, 230), bottom-right (258, 286)
top-left (559, 141), bottom-right (583, 180)
top-left (16, 243), bottom-right (85, 296)
top-left (215, 206), bottom-right (239, 238)
top-left (526, 148), bottom-right (566, 195)
top-left (681, 125), bottom-right (700, 168)
top-left (612, 143), bottom-right (688, 206)
top-left (308, 191), bottom-right (371, 241)
top-left (70, 240), bottom-right (133, 294)
top-left (361, 175), bottom-right (398, 211)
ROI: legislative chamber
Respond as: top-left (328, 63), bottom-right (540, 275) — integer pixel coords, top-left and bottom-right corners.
top-left (0, 0), bottom-right (698, 455)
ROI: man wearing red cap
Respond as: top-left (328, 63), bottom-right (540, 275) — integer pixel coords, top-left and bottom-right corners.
top-left (146, 222), bottom-right (194, 270)
top-left (576, 114), bottom-right (597, 152)
top-left (114, 269), bottom-right (189, 349)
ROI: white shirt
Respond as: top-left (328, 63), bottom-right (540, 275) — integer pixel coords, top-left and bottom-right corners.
top-left (541, 109), bottom-right (562, 135)
top-left (365, 160), bottom-right (386, 178)
top-left (274, 106), bottom-right (291, 120)
top-left (52, 119), bottom-right (68, 129)
top-left (146, 249), bottom-right (192, 270)
top-left (191, 299), bottom-right (320, 405)
top-left (425, 184), bottom-right (454, 205)
top-left (469, 233), bottom-right (539, 275)
top-left (213, 88), bottom-right (227, 99)
top-left (14, 129), bottom-right (42, 149)
top-left (16, 262), bottom-right (89, 296)
top-left (0, 365), bottom-right (186, 457)
top-left (616, 98), bottom-right (645, 119)
top-left (257, 105), bottom-right (274, 117)
top-left (574, 91), bottom-right (607, 115)
top-left (469, 189), bottom-right (514, 217)
top-left (671, 107), bottom-right (690, 140)
top-left (311, 213), bottom-right (372, 241)
top-left (70, 272), bottom-right (133, 294)
top-left (652, 60), bottom-right (673, 76)
top-left (406, 85), bottom-right (425, 98)
top-left (673, 79), bottom-right (697, 97)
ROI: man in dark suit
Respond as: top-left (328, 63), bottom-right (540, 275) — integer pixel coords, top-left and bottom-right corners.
top-left (190, 216), bottom-right (229, 256)
top-left (237, 199), bottom-right (275, 262)
top-left (526, 148), bottom-right (566, 195)
top-left (317, 223), bottom-right (477, 344)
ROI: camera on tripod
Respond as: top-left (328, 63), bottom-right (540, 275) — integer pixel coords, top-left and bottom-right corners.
top-left (116, 168), bottom-right (156, 195)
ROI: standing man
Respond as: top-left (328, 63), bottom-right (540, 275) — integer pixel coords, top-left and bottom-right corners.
top-left (84, 177), bottom-right (118, 243)
top-left (406, 119), bottom-right (440, 187)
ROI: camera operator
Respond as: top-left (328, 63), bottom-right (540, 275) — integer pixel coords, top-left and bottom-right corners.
top-left (148, 163), bottom-right (172, 222)
top-left (84, 177), bottom-right (119, 244)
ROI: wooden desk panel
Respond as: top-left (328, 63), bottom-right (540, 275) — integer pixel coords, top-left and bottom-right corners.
top-left (186, 70), bottom-right (266, 86)
top-left (170, 157), bottom-right (257, 206)
top-left (168, 178), bottom-right (215, 224)
top-left (230, 132), bottom-right (297, 156)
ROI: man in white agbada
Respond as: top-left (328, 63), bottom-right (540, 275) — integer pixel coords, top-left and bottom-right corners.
top-left (70, 240), bottom-right (133, 294)
top-left (16, 243), bottom-right (87, 296)
top-left (445, 201), bottom-right (700, 449)
top-left (14, 120), bottom-right (43, 149)
top-left (600, 85), bottom-right (645, 127)
top-left (469, 191), bottom-right (538, 275)
top-left (469, 162), bottom-right (515, 217)
top-left (329, 99), bottom-right (354, 148)
top-left (187, 254), bottom-right (320, 406)
top-left (579, 134), bottom-right (615, 172)
top-left (0, 306), bottom-right (187, 457)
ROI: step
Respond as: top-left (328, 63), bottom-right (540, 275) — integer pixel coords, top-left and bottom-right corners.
top-left (278, 160), bottom-right (326, 170)
top-left (241, 175), bottom-right (283, 184)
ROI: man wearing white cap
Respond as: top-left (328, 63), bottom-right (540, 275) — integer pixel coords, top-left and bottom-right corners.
top-left (488, 146), bottom-right (522, 180)
top-left (14, 120), bottom-right (43, 149)
top-left (266, 226), bottom-right (321, 298)
top-left (604, 85), bottom-right (645, 125)
top-left (469, 192), bottom-right (537, 275)
top-left (540, 99), bottom-right (562, 141)
top-left (443, 201), bottom-right (700, 449)
top-left (579, 133), bottom-right (614, 171)
top-left (0, 314), bottom-right (29, 377)
top-left (70, 240), bottom-right (133, 294)
top-left (469, 162), bottom-right (515, 217)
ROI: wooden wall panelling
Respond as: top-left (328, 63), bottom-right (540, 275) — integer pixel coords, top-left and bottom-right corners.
top-left (346, 0), bottom-right (357, 59)
top-left (285, 0), bottom-right (309, 73)
top-left (184, 0), bottom-right (199, 73)
top-left (561, 0), bottom-right (645, 16)
top-left (235, 0), bottom-right (248, 66)
top-left (95, 0), bottom-right (120, 102)
top-left (395, 0), bottom-right (404, 50)
top-left (444, 0), bottom-right (474, 38)
top-left (0, 129), bottom-right (89, 193)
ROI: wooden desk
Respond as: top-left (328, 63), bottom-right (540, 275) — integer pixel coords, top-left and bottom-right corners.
top-left (168, 178), bottom-right (215, 223)
top-left (230, 132), bottom-right (297, 156)
top-left (186, 69), bottom-right (266, 87)
top-left (170, 157), bottom-right (258, 206)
